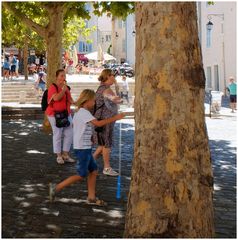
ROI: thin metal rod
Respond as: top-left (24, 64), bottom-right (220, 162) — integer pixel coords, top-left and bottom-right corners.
top-left (119, 120), bottom-right (122, 176)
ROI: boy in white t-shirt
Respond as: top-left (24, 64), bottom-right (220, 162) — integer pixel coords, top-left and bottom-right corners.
top-left (49, 89), bottom-right (124, 206)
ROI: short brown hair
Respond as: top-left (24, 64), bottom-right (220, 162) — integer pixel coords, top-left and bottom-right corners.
top-left (98, 69), bottom-right (113, 82)
top-left (56, 69), bottom-right (65, 77)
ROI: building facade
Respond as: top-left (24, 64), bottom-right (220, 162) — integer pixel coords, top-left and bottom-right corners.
top-left (126, 14), bottom-right (136, 68)
top-left (98, 15), bottom-right (112, 53)
top-left (75, 3), bottom-right (112, 56)
top-left (198, 2), bottom-right (236, 92)
top-left (111, 17), bottom-right (126, 63)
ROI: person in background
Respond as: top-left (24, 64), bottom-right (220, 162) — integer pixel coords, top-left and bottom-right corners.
top-left (120, 75), bottom-right (130, 104)
top-left (15, 57), bottom-right (19, 78)
top-left (45, 69), bottom-right (75, 164)
top-left (33, 70), bottom-right (40, 96)
top-left (93, 69), bottom-right (123, 176)
top-left (3, 56), bottom-right (10, 81)
top-left (37, 67), bottom-right (47, 92)
top-left (227, 76), bottom-right (237, 113)
top-left (9, 53), bottom-right (17, 80)
top-left (35, 57), bottom-right (40, 66)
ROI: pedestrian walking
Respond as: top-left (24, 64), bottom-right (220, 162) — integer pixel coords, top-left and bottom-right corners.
top-left (3, 56), bottom-right (10, 81)
top-left (49, 89), bottom-right (124, 204)
top-left (15, 57), bottom-right (19, 78)
top-left (45, 69), bottom-right (75, 164)
top-left (9, 53), bottom-right (17, 80)
top-left (93, 69), bottom-right (123, 176)
top-left (120, 75), bottom-right (130, 104)
top-left (227, 76), bottom-right (237, 113)
top-left (37, 67), bottom-right (46, 92)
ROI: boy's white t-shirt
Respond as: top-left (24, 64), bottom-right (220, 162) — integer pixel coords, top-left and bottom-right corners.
top-left (73, 108), bottom-right (96, 149)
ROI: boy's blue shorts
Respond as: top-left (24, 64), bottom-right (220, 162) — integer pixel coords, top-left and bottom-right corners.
top-left (74, 149), bottom-right (98, 177)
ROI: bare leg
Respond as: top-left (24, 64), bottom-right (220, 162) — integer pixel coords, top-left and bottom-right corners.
top-left (102, 147), bottom-right (111, 169)
top-left (231, 102), bottom-right (235, 112)
top-left (62, 151), bottom-right (70, 158)
top-left (87, 171), bottom-right (97, 200)
top-left (93, 146), bottom-right (103, 160)
top-left (56, 175), bottom-right (83, 192)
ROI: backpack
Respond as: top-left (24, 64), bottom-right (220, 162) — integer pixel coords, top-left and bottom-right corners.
top-left (41, 83), bottom-right (58, 111)
top-left (12, 56), bottom-right (17, 65)
top-left (41, 83), bottom-right (71, 111)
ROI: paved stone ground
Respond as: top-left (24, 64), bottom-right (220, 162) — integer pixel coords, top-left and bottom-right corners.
top-left (2, 116), bottom-right (236, 238)
top-left (206, 116), bottom-right (237, 238)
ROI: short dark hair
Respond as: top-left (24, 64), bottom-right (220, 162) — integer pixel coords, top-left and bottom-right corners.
top-left (56, 69), bottom-right (65, 77)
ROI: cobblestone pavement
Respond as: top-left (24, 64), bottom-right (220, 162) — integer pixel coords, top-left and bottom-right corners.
top-left (2, 116), bottom-right (236, 238)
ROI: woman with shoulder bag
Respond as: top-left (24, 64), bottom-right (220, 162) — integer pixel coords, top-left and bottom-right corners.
top-left (93, 69), bottom-right (122, 176)
top-left (45, 69), bottom-right (75, 165)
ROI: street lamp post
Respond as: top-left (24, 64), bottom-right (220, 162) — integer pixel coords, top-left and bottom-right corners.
top-left (206, 14), bottom-right (226, 95)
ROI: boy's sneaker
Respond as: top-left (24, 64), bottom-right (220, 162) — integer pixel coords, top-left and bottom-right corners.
top-left (49, 183), bottom-right (57, 202)
top-left (103, 167), bottom-right (119, 176)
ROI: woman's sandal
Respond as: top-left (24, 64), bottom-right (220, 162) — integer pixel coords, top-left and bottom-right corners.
top-left (87, 198), bottom-right (107, 206)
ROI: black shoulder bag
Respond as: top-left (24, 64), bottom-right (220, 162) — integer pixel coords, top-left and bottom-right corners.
top-left (93, 103), bottom-right (105, 133)
top-left (54, 85), bottom-right (70, 128)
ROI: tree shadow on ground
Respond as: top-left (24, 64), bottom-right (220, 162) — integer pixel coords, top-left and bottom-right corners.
top-left (209, 139), bottom-right (236, 238)
top-left (2, 120), bottom-right (236, 238)
top-left (2, 120), bottom-right (135, 238)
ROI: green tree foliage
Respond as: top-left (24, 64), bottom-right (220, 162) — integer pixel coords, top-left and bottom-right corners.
top-left (2, 2), bottom-right (134, 83)
top-left (63, 16), bottom-right (96, 50)
top-left (2, 6), bottom-right (96, 52)
top-left (2, 8), bottom-right (45, 51)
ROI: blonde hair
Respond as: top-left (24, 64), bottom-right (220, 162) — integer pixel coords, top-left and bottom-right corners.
top-left (98, 69), bottom-right (113, 82)
top-left (75, 89), bottom-right (95, 109)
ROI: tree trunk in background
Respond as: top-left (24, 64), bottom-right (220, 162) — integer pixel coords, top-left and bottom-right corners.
top-left (124, 2), bottom-right (214, 238)
top-left (45, 5), bottom-right (64, 88)
top-left (23, 39), bottom-right (29, 81)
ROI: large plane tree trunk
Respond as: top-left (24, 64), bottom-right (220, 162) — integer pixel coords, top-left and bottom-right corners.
top-left (124, 2), bottom-right (214, 238)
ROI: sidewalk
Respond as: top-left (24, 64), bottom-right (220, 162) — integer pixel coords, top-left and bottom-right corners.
top-left (2, 116), bottom-right (236, 237)
top-left (204, 103), bottom-right (237, 118)
top-left (2, 101), bottom-right (236, 120)
top-left (1, 74), bottom-right (135, 84)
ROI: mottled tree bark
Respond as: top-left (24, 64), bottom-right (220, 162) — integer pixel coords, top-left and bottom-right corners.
top-left (124, 2), bottom-right (214, 238)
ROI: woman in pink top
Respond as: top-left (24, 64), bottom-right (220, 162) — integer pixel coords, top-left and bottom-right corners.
top-left (46, 69), bottom-right (75, 165)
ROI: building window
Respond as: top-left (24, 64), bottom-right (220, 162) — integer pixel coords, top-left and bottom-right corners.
top-left (85, 3), bottom-right (91, 11)
top-left (88, 43), bottom-right (92, 52)
top-left (206, 66), bottom-right (212, 88)
top-left (206, 29), bottom-right (211, 48)
top-left (106, 35), bottom-right (111, 42)
top-left (79, 41), bottom-right (92, 53)
top-left (122, 39), bottom-right (126, 52)
top-left (122, 21), bottom-right (126, 28)
top-left (79, 41), bottom-right (83, 52)
top-left (85, 21), bottom-right (89, 28)
top-left (214, 65), bottom-right (219, 91)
